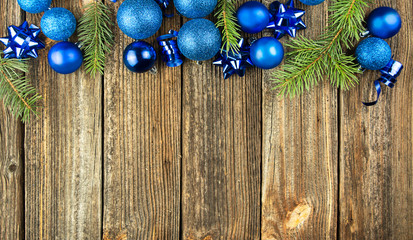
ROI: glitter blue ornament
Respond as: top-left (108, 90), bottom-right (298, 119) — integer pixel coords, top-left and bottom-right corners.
top-left (17, 0), bottom-right (52, 14)
top-left (123, 41), bottom-right (157, 73)
top-left (41, 8), bottom-right (76, 41)
top-left (266, 0), bottom-right (306, 39)
top-left (174, 0), bottom-right (217, 18)
top-left (48, 41), bottom-right (83, 74)
top-left (366, 7), bottom-right (402, 39)
top-left (117, 0), bottom-right (162, 40)
top-left (299, 0), bottom-right (324, 5)
top-left (237, 1), bottom-right (270, 34)
top-left (0, 21), bottom-right (45, 59)
top-left (355, 37), bottom-right (391, 70)
top-left (177, 19), bottom-right (221, 61)
top-left (250, 37), bottom-right (284, 69)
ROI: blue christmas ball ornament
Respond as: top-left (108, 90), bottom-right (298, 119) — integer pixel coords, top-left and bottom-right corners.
top-left (41, 8), bottom-right (76, 41)
top-left (236, 1), bottom-right (270, 34)
top-left (367, 7), bottom-right (402, 39)
top-left (355, 37), bottom-right (391, 70)
top-left (17, 0), bottom-right (52, 13)
top-left (250, 37), bottom-right (284, 69)
top-left (117, 0), bottom-right (162, 40)
top-left (123, 41), bottom-right (157, 73)
top-left (299, 0), bottom-right (325, 5)
top-left (174, 0), bottom-right (217, 18)
top-left (48, 41), bottom-right (83, 74)
top-left (178, 19), bottom-right (221, 61)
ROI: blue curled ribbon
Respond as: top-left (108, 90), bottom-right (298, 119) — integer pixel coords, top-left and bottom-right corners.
top-left (110, 0), bottom-right (173, 17)
top-left (266, 0), bottom-right (306, 39)
top-left (157, 30), bottom-right (183, 67)
top-left (363, 59), bottom-right (403, 106)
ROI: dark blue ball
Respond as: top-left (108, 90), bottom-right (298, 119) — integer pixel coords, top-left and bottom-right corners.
top-left (174, 0), bottom-right (217, 18)
top-left (48, 41), bottom-right (83, 74)
top-left (355, 37), bottom-right (391, 70)
top-left (178, 19), bottom-right (221, 61)
top-left (250, 37), bottom-right (284, 69)
top-left (17, 0), bottom-right (52, 13)
top-left (299, 0), bottom-right (325, 5)
top-left (123, 41), bottom-right (157, 73)
top-left (236, 1), bottom-right (270, 34)
top-left (41, 8), bottom-right (76, 41)
top-left (117, 0), bottom-right (162, 40)
top-left (367, 7), bottom-right (402, 39)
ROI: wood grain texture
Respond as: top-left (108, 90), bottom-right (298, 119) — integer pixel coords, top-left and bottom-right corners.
top-left (339, 0), bottom-right (413, 239)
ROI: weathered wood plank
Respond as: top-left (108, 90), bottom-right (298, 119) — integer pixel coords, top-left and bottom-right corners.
top-left (102, 3), bottom-right (181, 239)
top-left (24, 0), bottom-right (102, 239)
top-left (339, 0), bottom-right (413, 238)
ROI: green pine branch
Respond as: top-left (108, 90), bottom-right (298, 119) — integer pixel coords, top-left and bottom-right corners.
top-left (215, 0), bottom-right (241, 54)
top-left (0, 55), bottom-right (41, 123)
top-left (78, 0), bottom-right (114, 77)
top-left (272, 0), bottom-right (370, 97)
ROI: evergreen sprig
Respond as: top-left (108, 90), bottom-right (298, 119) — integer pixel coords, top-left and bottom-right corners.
top-left (272, 0), bottom-right (369, 97)
top-left (78, 0), bottom-right (114, 77)
top-left (0, 55), bottom-right (41, 123)
top-left (215, 0), bottom-right (241, 54)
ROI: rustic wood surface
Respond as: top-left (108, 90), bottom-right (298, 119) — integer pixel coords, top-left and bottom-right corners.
top-left (0, 0), bottom-right (411, 239)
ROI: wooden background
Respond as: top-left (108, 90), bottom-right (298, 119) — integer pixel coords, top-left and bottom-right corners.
top-left (1, 0), bottom-right (412, 239)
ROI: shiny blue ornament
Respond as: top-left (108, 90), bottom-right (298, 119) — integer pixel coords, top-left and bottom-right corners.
top-left (41, 8), bottom-right (76, 41)
top-left (0, 21), bottom-right (45, 59)
top-left (177, 19), bottom-right (221, 61)
top-left (123, 41), bottom-right (157, 73)
top-left (299, 0), bottom-right (324, 5)
top-left (17, 0), bottom-right (52, 14)
top-left (366, 7), bottom-right (402, 39)
top-left (48, 41), bottom-right (83, 74)
top-left (174, 0), bottom-right (217, 18)
top-left (237, 1), bottom-right (270, 34)
top-left (157, 30), bottom-right (183, 67)
top-left (266, 0), bottom-right (306, 39)
top-left (117, 0), bottom-right (162, 40)
top-left (250, 37), bottom-right (284, 69)
top-left (355, 37), bottom-right (391, 70)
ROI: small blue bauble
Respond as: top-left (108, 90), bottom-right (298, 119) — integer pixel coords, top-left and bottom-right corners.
top-left (236, 1), bottom-right (270, 34)
top-left (250, 37), bottom-right (284, 69)
top-left (174, 0), bottom-right (217, 18)
top-left (123, 41), bottom-right (157, 73)
top-left (299, 0), bottom-right (325, 5)
top-left (17, 0), bottom-right (52, 13)
top-left (367, 7), bottom-right (402, 39)
top-left (41, 8), bottom-right (76, 41)
top-left (48, 41), bottom-right (83, 74)
top-left (117, 0), bottom-right (162, 40)
top-left (355, 37), bottom-right (391, 70)
top-left (178, 19), bottom-right (221, 61)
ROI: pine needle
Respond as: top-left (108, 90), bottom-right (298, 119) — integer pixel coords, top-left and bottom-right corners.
top-left (215, 0), bottom-right (241, 54)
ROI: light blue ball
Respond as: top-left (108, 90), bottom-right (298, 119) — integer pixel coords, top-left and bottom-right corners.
top-left (299, 0), bottom-right (325, 5)
top-left (178, 19), bottom-right (221, 61)
top-left (355, 37), bottom-right (391, 70)
top-left (250, 37), bottom-right (284, 69)
top-left (41, 8), bottom-right (76, 41)
top-left (117, 0), bottom-right (162, 40)
top-left (17, 0), bottom-right (52, 14)
top-left (174, 0), bottom-right (217, 18)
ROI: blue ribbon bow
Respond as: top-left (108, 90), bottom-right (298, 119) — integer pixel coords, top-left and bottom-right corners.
top-left (157, 30), bottom-right (183, 67)
top-left (266, 0), bottom-right (306, 39)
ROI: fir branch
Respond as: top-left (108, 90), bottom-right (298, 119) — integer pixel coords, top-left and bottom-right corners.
top-left (215, 0), bottom-right (241, 54)
top-left (78, 0), bottom-right (114, 77)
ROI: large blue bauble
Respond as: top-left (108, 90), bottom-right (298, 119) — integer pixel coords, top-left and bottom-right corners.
top-left (48, 41), bottom-right (83, 74)
top-left (250, 37), bottom-right (284, 69)
top-left (123, 41), bottom-right (157, 73)
top-left (299, 0), bottom-right (325, 5)
top-left (367, 7), bottom-right (402, 39)
top-left (41, 8), bottom-right (76, 41)
top-left (355, 37), bottom-right (391, 70)
top-left (17, 0), bottom-right (52, 14)
top-left (177, 19), bottom-right (221, 61)
top-left (236, 1), bottom-right (270, 34)
top-left (117, 0), bottom-right (162, 40)
top-left (174, 0), bottom-right (217, 18)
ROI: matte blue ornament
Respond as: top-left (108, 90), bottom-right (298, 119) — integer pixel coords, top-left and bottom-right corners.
top-left (123, 41), bottom-right (157, 73)
top-left (250, 37), bottom-right (284, 69)
top-left (355, 37), bottom-right (391, 70)
top-left (117, 0), bottom-right (162, 40)
top-left (17, 0), bottom-right (52, 14)
top-left (0, 21), bottom-right (45, 59)
top-left (298, 0), bottom-right (324, 5)
top-left (177, 19), bottom-right (221, 61)
top-left (174, 0), bottom-right (217, 18)
top-left (237, 1), bottom-right (270, 34)
top-left (266, 0), bottom-right (306, 39)
top-left (41, 8), bottom-right (76, 41)
top-left (366, 7), bottom-right (402, 39)
top-left (48, 41), bottom-right (83, 74)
